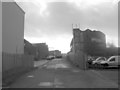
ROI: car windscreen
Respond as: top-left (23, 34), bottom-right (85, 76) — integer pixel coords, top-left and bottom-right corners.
top-left (109, 58), bottom-right (115, 62)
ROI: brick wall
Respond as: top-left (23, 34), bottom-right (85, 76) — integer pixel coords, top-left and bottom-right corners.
top-left (67, 28), bottom-right (87, 70)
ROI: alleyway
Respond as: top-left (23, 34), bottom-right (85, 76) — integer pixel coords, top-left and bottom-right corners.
top-left (9, 57), bottom-right (118, 88)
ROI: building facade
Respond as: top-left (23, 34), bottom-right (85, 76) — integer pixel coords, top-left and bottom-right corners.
top-left (33, 43), bottom-right (49, 60)
top-left (70, 28), bottom-right (106, 56)
top-left (0, 1), bottom-right (2, 86)
top-left (49, 51), bottom-right (55, 56)
top-left (49, 50), bottom-right (61, 57)
top-left (83, 29), bottom-right (106, 56)
top-left (2, 2), bottom-right (25, 54)
top-left (24, 39), bottom-right (37, 56)
top-left (54, 50), bottom-right (61, 57)
top-left (69, 28), bottom-right (106, 69)
top-left (2, 2), bottom-right (34, 85)
top-left (72, 28), bottom-right (86, 69)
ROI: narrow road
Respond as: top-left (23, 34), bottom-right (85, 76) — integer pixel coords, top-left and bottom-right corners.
top-left (9, 57), bottom-right (118, 88)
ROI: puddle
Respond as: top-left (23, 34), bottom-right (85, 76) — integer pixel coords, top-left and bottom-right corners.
top-left (46, 64), bottom-right (69, 69)
top-left (34, 65), bottom-right (37, 67)
top-left (38, 78), bottom-right (64, 87)
top-left (43, 65), bottom-right (47, 67)
top-left (54, 78), bottom-right (63, 85)
top-left (27, 75), bottom-right (34, 78)
top-left (38, 82), bottom-right (53, 87)
top-left (53, 78), bottom-right (64, 88)
top-left (55, 85), bottom-right (65, 88)
top-left (55, 64), bottom-right (69, 68)
top-left (72, 70), bottom-right (80, 72)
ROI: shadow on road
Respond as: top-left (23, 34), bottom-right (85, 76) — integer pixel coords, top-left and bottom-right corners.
top-left (87, 66), bottom-right (119, 71)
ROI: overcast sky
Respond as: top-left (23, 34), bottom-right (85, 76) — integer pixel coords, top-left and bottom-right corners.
top-left (16, 0), bottom-right (119, 53)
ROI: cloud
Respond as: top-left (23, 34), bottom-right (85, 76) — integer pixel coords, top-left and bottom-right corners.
top-left (23, 2), bottom-right (81, 38)
top-left (68, 0), bottom-right (119, 9)
top-left (16, 1), bottom-right (118, 52)
top-left (31, 0), bottom-right (49, 17)
top-left (25, 34), bottom-right (72, 53)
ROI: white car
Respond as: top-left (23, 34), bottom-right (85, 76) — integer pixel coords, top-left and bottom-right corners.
top-left (92, 57), bottom-right (106, 65)
top-left (100, 56), bottom-right (120, 67)
top-left (46, 56), bottom-right (55, 60)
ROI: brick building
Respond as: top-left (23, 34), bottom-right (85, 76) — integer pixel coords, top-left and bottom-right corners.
top-left (69, 27), bottom-right (106, 69)
top-left (83, 29), bottom-right (106, 56)
top-left (70, 28), bottom-right (106, 56)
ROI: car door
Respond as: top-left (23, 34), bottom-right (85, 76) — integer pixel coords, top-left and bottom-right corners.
top-left (115, 57), bottom-right (119, 66)
top-left (108, 57), bottom-right (116, 66)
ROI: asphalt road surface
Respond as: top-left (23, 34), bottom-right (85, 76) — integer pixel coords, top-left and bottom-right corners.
top-left (9, 57), bottom-right (118, 88)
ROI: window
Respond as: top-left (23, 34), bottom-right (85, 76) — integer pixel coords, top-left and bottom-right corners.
top-left (99, 57), bottom-right (105, 61)
top-left (109, 58), bottom-right (115, 62)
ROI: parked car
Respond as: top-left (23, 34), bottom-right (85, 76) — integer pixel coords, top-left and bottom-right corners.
top-left (100, 56), bottom-right (120, 68)
top-left (56, 55), bottom-right (62, 58)
top-left (46, 56), bottom-right (55, 60)
top-left (87, 57), bottom-right (94, 64)
top-left (92, 57), bottom-right (106, 67)
top-left (86, 56), bottom-right (95, 68)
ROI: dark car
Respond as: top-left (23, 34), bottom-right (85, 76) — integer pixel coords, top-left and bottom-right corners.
top-left (87, 57), bottom-right (95, 68)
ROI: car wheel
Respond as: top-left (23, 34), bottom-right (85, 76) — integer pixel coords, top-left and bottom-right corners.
top-left (103, 63), bottom-right (108, 68)
top-left (94, 63), bottom-right (98, 68)
top-left (118, 65), bottom-right (120, 69)
top-left (97, 64), bottom-right (101, 68)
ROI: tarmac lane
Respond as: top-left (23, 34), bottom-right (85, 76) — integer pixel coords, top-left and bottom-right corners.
top-left (9, 58), bottom-right (118, 88)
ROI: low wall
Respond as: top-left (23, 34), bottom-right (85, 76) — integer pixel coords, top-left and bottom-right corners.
top-left (67, 52), bottom-right (74, 63)
top-left (67, 52), bottom-right (78, 67)
top-left (67, 52), bottom-right (87, 70)
top-left (2, 52), bottom-right (34, 85)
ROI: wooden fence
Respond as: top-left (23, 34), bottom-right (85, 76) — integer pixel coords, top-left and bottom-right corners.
top-left (2, 52), bottom-right (34, 80)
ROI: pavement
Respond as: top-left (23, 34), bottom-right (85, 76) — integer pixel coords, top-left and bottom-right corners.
top-left (6, 57), bottom-right (119, 88)
top-left (2, 60), bottom-right (50, 88)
